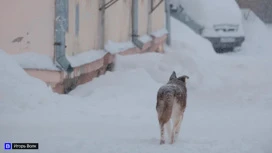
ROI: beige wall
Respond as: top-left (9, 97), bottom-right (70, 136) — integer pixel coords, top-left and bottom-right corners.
top-left (104, 0), bottom-right (132, 43)
top-left (104, 0), bottom-right (165, 44)
top-left (0, 0), bottom-right (166, 59)
top-left (65, 0), bottom-right (100, 56)
top-left (151, 0), bottom-right (165, 32)
top-left (138, 0), bottom-right (149, 36)
top-left (0, 0), bottom-right (55, 57)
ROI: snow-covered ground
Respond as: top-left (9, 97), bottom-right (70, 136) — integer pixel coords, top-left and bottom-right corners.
top-left (1, 14), bottom-right (272, 153)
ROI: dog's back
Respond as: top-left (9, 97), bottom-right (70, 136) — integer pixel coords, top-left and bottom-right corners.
top-left (156, 80), bottom-right (187, 125)
top-left (156, 71), bottom-right (189, 144)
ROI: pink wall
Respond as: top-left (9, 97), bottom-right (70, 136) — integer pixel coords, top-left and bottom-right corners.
top-left (25, 69), bottom-right (62, 83)
top-left (0, 0), bottom-right (55, 57)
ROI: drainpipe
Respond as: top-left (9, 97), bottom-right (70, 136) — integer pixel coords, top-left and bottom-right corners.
top-left (147, 0), bottom-right (152, 34)
top-left (54, 0), bottom-right (73, 73)
top-left (132, 0), bottom-right (144, 50)
top-left (165, 0), bottom-right (171, 45)
top-left (99, 0), bottom-right (105, 49)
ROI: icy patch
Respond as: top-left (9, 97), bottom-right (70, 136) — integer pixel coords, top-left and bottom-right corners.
top-left (67, 50), bottom-right (107, 67)
top-left (12, 52), bottom-right (59, 71)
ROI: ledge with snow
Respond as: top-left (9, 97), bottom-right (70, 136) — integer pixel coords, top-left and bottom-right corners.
top-left (8, 29), bottom-right (168, 94)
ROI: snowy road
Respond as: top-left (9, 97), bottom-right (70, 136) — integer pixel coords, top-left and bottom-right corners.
top-left (1, 16), bottom-right (272, 153)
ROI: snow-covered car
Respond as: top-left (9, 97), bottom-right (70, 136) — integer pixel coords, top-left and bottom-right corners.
top-left (176, 0), bottom-right (245, 53)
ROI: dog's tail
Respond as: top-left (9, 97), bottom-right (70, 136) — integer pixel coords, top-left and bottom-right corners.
top-left (156, 93), bottom-right (174, 125)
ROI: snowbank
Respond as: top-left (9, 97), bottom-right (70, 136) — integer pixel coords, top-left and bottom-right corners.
top-left (0, 49), bottom-right (56, 114)
top-left (112, 18), bottom-right (222, 90)
top-left (0, 49), bottom-right (91, 123)
top-left (170, 17), bottom-right (217, 58)
top-left (12, 52), bottom-right (59, 71)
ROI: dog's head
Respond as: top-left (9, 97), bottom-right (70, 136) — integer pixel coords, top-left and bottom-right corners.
top-left (169, 71), bottom-right (189, 84)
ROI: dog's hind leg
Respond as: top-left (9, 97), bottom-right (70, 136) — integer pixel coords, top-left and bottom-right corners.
top-left (175, 114), bottom-right (184, 140)
top-left (171, 114), bottom-right (182, 144)
top-left (165, 120), bottom-right (171, 141)
top-left (159, 122), bottom-right (165, 144)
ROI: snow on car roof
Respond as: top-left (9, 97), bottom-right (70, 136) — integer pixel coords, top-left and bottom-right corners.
top-left (179, 0), bottom-right (243, 26)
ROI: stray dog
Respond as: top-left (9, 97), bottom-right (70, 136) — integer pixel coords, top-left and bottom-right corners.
top-left (156, 71), bottom-right (189, 144)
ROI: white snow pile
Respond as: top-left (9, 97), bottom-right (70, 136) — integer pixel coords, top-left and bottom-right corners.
top-left (114, 18), bottom-right (222, 90)
top-left (0, 50), bottom-right (56, 115)
top-left (0, 49), bottom-right (82, 118)
top-left (179, 0), bottom-right (243, 27)
top-left (170, 17), bottom-right (218, 59)
top-left (12, 52), bottom-right (59, 71)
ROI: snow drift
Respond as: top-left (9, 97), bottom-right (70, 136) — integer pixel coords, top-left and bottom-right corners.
top-left (113, 17), bottom-right (223, 91)
top-left (0, 49), bottom-right (56, 114)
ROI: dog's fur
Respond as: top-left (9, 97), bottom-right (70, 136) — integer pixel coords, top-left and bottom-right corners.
top-left (156, 71), bottom-right (189, 144)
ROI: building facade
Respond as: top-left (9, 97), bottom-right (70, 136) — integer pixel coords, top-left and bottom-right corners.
top-left (0, 0), bottom-right (168, 93)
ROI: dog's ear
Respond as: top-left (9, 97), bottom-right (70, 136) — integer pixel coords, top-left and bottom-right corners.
top-left (169, 71), bottom-right (177, 80)
top-left (178, 75), bottom-right (189, 83)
